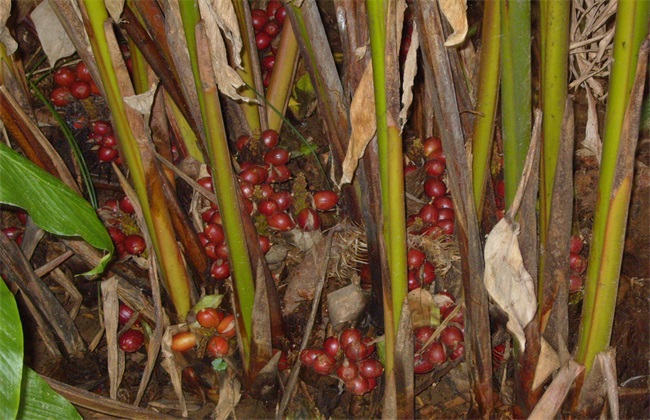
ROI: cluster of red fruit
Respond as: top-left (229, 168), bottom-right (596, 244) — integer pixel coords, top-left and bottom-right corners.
top-left (196, 186), bottom-right (235, 281)
top-left (118, 302), bottom-right (145, 353)
top-left (399, 8), bottom-right (414, 64)
top-left (569, 235), bottom-right (587, 293)
top-left (251, 0), bottom-right (287, 88)
top-left (407, 247), bottom-right (436, 291)
top-left (234, 129), bottom-right (339, 232)
top-left (301, 328), bottom-right (383, 396)
top-left (88, 120), bottom-right (121, 164)
top-left (50, 62), bottom-right (100, 107)
top-left (171, 308), bottom-right (236, 359)
top-left (413, 291), bottom-right (465, 373)
top-left (1, 210), bottom-right (27, 246)
top-left (406, 136), bottom-right (455, 238)
top-left (103, 196), bottom-right (146, 258)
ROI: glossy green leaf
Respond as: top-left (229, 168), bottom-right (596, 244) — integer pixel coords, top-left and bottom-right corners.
top-left (17, 368), bottom-right (81, 419)
top-left (0, 278), bottom-right (23, 419)
top-left (0, 143), bottom-right (113, 276)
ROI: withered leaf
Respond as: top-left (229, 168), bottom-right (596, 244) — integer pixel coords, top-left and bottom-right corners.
top-left (439, 0), bottom-right (468, 47)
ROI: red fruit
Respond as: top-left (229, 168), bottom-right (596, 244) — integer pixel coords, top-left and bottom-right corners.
top-left (438, 219), bottom-right (455, 235)
top-left (260, 129), bottom-right (279, 148)
top-left (118, 303), bottom-right (137, 325)
top-left (345, 375), bottom-right (370, 395)
top-left (434, 196), bottom-right (454, 209)
top-left (258, 183), bottom-right (274, 200)
top-left (261, 54), bottom-right (276, 71)
top-left (419, 261), bottom-right (436, 285)
top-left (339, 328), bottom-right (362, 350)
top-left (264, 147), bottom-right (290, 166)
top-left (271, 191), bottom-right (293, 211)
top-left (54, 67), bottom-right (76, 87)
top-left (423, 342), bottom-right (447, 365)
top-left (198, 233), bottom-right (210, 248)
top-left (97, 146), bottom-right (118, 162)
top-left (119, 329), bottom-right (144, 353)
top-left (266, 0), bottom-right (282, 18)
top-left (404, 164), bottom-right (418, 176)
top-left (210, 210), bottom-right (223, 225)
top-left (495, 180), bottom-right (505, 198)
top-left (206, 336), bottom-right (229, 358)
top-left (297, 208), bottom-right (321, 231)
top-left (434, 291), bottom-right (456, 310)
top-left (430, 149), bottom-right (446, 165)
top-left (89, 79), bottom-right (101, 96)
top-left (197, 176), bottom-right (213, 191)
top-left (210, 259), bottom-right (231, 280)
top-left (235, 135), bottom-right (251, 151)
top-left (408, 269), bottom-right (420, 291)
top-left (103, 199), bottom-right (119, 212)
top-left (171, 331), bottom-right (197, 352)
top-left (251, 9), bottom-right (268, 30)
top-left (101, 133), bottom-right (117, 147)
top-left (440, 326), bottom-right (464, 351)
top-left (570, 252), bottom-right (587, 275)
top-left (76, 61), bottom-right (93, 82)
top-left (263, 20), bottom-right (282, 37)
top-left (50, 86), bottom-right (73, 107)
top-left (313, 190), bottom-right (339, 211)
top-left (70, 81), bottom-right (91, 99)
top-left (270, 165), bottom-right (291, 182)
top-left (275, 6), bottom-right (287, 24)
top-left (258, 199), bottom-right (279, 216)
top-left (440, 305), bottom-right (465, 324)
top-left (124, 234), bottom-right (146, 255)
top-left (266, 211), bottom-right (294, 231)
top-left (300, 348), bottom-right (324, 367)
top-left (418, 204), bottom-right (439, 224)
top-left (312, 353), bottom-right (337, 375)
top-left (276, 349), bottom-right (290, 370)
top-left (201, 208), bottom-right (217, 223)
top-left (421, 225), bottom-right (444, 239)
top-left (255, 31), bottom-right (272, 50)
top-left (108, 227), bottom-right (125, 244)
top-left (424, 159), bottom-right (446, 177)
top-left (16, 211), bottom-right (27, 225)
top-left (344, 340), bottom-right (367, 362)
top-left (239, 180), bottom-right (254, 199)
top-left (258, 235), bottom-right (271, 253)
top-left (196, 308), bottom-right (224, 329)
top-left (570, 235), bottom-right (584, 254)
top-left (362, 337), bottom-right (375, 357)
top-left (449, 342), bottom-right (465, 361)
top-left (323, 336), bottom-right (341, 358)
top-left (424, 177), bottom-right (447, 198)
top-left (217, 314), bottom-right (236, 338)
top-left (569, 274), bottom-right (583, 293)
top-left (414, 326), bottom-right (435, 349)
top-left (240, 165), bottom-right (264, 185)
top-left (438, 208), bottom-right (455, 221)
top-left (204, 242), bottom-right (219, 260)
top-left (359, 358), bottom-right (384, 379)
top-left (336, 359), bottom-right (359, 382)
top-left (204, 223), bottom-right (225, 244)
top-left (413, 354), bottom-right (435, 374)
top-left (214, 242), bottom-right (229, 259)
top-left (422, 136), bottom-right (442, 158)
top-left (119, 196), bottom-right (135, 213)
top-left (407, 248), bottom-right (426, 270)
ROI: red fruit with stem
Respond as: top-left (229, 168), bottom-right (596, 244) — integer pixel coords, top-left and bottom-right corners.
top-left (313, 190), bottom-right (339, 211)
top-left (97, 146), bottom-right (118, 163)
top-left (336, 359), bottom-right (359, 382)
top-left (339, 328), bottom-right (362, 350)
top-left (440, 326), bottom-right (464, 351)
top-left (196, 308), bottom-right (223, 329)
top-left (422, 136), bottom-right (442, 158)
top-left (217, 315), bottom-right (236, 338)
top-left (124, 234), bottom-right (146, 255)
top-left (407, 248), bottom-right (426, 269)
top-left (275, 6), bottom-right (287, 24)
top-left (53, 67), bottom-right (76, 87)
top-left (424, 177), bottom-right (447, 198)
top-left (438, 219), bottom-right (455, 235)
top-left (434, 196), bottom-right (454, 209)
top-left (102, 133), bottom-right (117, 147)
top-left (207, 336), bottom-right (229, 358)
top-left (569, 252), bottom-right (587, 275)
top-left (210, 259), bottom-right (231, 280)
top-left (50, 87), bottom-right (73, 107)
top-left (119, 329), bottom-right (144, 353)
top-left (258, 235), bottom-right (271, 253)
top-left (197, 176), bottom-right (212, 191)
top-left (413, 354), bottom-right (435, 374)
top-left (261, 54), bottom-right (276, 71)
top-left (359, 358), bottom-right (384, 379)
top-left (297, 208), bottom-right (321, 231)
top-left (344, 340), bottom-right (368, 362)
top-left (300, 348), bottom-right (323, 367)
top-left (414, 326), bottom-right (435, 346)
top-left (119, 196), bottom-right (135, 213)
top-left (251, 9), bottom-right (268, 30)
top-left (76, 61), bottom-right (92, 82)
top-left (70, 81), bottom-right (91, 99)
top-left (346, 376), bottom-right (370, 395)
top-left (271, 165), bottom-right (291, 182)
top-left (266, 211), bottom-right (294, 231)
top-left (92, 120), bottom-right (112, 136)
top-left (214, 242), bottom-right (229, 259)
top-left (260, 129), bottom-right (279, 148)
top-left (312, 354), bottom-right (337, 375)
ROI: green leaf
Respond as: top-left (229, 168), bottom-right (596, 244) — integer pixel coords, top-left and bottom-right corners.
top-left (17, 367), bottom-right (81, 420)
top-left (0, 278), bottom-right (23, 419)
top-left (211, 358), bottom-right (227, 372)
top-left (0, 143), bottom-right (113, 276)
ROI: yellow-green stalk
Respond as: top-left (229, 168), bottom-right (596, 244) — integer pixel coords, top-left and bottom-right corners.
top-left (265, 19), bottom-right (299, 132)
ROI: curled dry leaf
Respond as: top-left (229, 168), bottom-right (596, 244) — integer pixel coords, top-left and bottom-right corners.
top-left (340, 63), bottom-right (376, 186)
top-left (123, 82), bottom-right (159, 116)
top-left (407, 288), bottom-right (441, 329)
top-left (439, 0), bottom-right (468, 47)
top-left (399, 21), bottom-right (419, 131)
top-left (528, 360), bottom-right (584, 420)
top-left (197, 0), bottom-right (248, 102)
top-left (576, 88), bottom-right (602, 163)
top-left (532, 338), bottom-right (560, 390)
top-left (483, 218), bottom-right (537, 351)
top-left (30, 0), bottom-right (75, 66)
top-left (0, 0), bottom-right (17, 55)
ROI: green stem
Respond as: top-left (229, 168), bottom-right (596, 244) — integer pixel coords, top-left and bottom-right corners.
top-left (265, 19), bottom-right (299, 132)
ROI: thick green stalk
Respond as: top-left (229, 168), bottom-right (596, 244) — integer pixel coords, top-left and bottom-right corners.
top-left (500, 0), bottom-right (531, 208)
top-left (125, 2), bottom-right (149, 95)
top-left (178, 0), bottom-right (208, 129)
top-left (82, 0), bottom-right (192, 318)
top-left (265, 19), bottom-right (299, 132)
top-left (539, 0), bottom-right (570, 252)
top-left (576, 1), bottom-right (650, 373)
top-left (471, 0), bottom-right (500, 217)
top-left (165, 91), bottom-right (204, 163)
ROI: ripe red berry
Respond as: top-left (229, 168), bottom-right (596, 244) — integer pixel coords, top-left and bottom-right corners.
top-left (258, 199), bottom-right (279, 216)
top-left (266, 0), bottom-right (282, 19)
top-left (196, 308), bottom-right (224, 329)
top-left (449, 342), bottom-right (465, 361)
top-left (101, 133), bottom-right (117, 148)
top-left (264, 147), bottom-right (290, 166)
top-left (438, 219), bottom-right (455, 235)
top-left (261, 54), bottom-right (276, 71)
top-left (440, 326), bottom-right (464, 351)
top-left (323, 336), bottom-right (341, 358)
top-left (171, 331), bottom-right (197, 352)
top-left (97, 146), bottom-right (118, 162)
top-left (53, 67), bottom-right (76, 87)
top-left (313, 190), bottom-right (339, 211)
top-left (255, 31), bottom-right (272, 50)
top-left (434, 196), bottom-right (454, 209)
top-left (258, 235), bottom-right (271, 253)
top-left (76, 61), bottom-right (92, 82)
top-left (260, 129), bottom-right (279, 148)
top-left (119, 196), bottom-right (135, 214)
top-left (407, 248), bottom-right (426, 270)
top-left (271, 191), bottom-right (293, 211)
top-left (50, 86), bottom-right (73, 107)
top-left (345, 375), bottom-right (370, 395)
top-left (204, 223), bottom-right (225, 244)
top-left (217, 314), bottom-right (236, 338)
top-left (119, 329), bottom-right (144, 353)
top-left (336, 359), bottom-right (359, 382)
top-left (423, 341), bottom-right (447, 365)
top-left (251, 9), bottom-right (268, 30)
top-left (359, 358), bottom-right (384, 379)
top-left (118, 303), bottom-right (137, 325)
top-left (312, 353), bottom-right (337, 375)
top-left (419, 261), bottom-right (436, 285)
top-left (414, 326), bottom-right (435, 349)
top-left (266, 211), bottom-right (294, 231)
top-left (570, 252), bottom-right (587, 275)
top-left (570, 235), bottom-right (584, 254)
top-left (418, 204), bottom-right (439, 224)
top-left (206, 335), bottom-right (229, 358)
top-left (124, 234), bottom-right (146, 255)
top-left (197, 176), bottom-right (213, 191)
top-left (414, 353), bottom-right (435, 374)
top-left (424, 159), bottom-right (446, 178)
top-left (70, 81), bottom-right (91, 99)
top-left (275, 6), bottom-right (287, 24)
top-left (210, 259), bottom-right (231, 280)
top-left (438, 208), bottom-right (454, 221)
top-left (339, 328), bottom-right (362, 350)
top-left (424, 177), bottom-right (447, 198)
top-left (422, 136), bottom-right (442, 158)
top-left (408, 269), bottom-right (420, 291)
top-left (300, 348), bottom-right (324, 367)
top-left (263, 20), bottom-right (282, 38)
top-left (297, 208), bottom-right (321, 231)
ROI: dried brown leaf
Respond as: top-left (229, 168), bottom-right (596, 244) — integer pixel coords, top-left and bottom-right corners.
top-left (31, 0), bottom-right (76, 66)
top-left (532, 338), bottom-right (561, 390)
top-left (399, 21), bottom-right (419, 131)
top-left (0, 0), bottom-right (17, 55)
top-left (407, 288), bottom-right (441, 329)
top-left (123, 83), bottom-right (158, 116)
top-left (528, 360), bottom-right (584, 420)
top-left (101, 276), bottom-right (125, 400)
top-left (439, 0), bottom-right (468, 47)
top-left (340, 63), bottom-right (376, 186)
top-left (577, 88), bottom-right (602, 162)
top-left (105, 0), bottom-right (125, 24)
